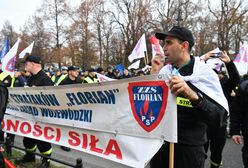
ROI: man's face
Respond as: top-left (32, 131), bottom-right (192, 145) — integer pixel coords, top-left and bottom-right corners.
top-left (163, 36), bottom-right (184, 65)
top-left (24, 61), bottom-right (34, 73)
top-left (108, 68), bottom-right (113, 73)
top-left (69, 70), bottom-right (79, 78)
top-left (56, 71), bottom-right (61, 76)
top-left (89, 72), bottom-right (95, 77)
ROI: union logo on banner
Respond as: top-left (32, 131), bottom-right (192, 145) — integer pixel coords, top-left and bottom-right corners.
top-left (128, 81), bottom-right (168, 132)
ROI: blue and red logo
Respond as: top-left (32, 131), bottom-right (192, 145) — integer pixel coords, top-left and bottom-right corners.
top-left (128, 81), bottom-right (168, 132)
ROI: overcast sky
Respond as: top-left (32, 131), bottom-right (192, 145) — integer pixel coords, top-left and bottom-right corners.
top-left (0, 0), bottom-right (81, 32)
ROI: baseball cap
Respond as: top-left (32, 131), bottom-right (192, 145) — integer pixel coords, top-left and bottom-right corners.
top-left (24, 55), bottom-right (42, 64)
top-left (88, 68), bottom-right (96, 73)
top-left (155, 26), bottom-right (195, 49)
top-left (67, 66), bottom-right (79, 71)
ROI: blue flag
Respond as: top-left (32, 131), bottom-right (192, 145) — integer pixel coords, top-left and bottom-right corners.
top-left (0, 36), bottom-right (10, 61)
top-left (114, 64), bottom-right (125, 76)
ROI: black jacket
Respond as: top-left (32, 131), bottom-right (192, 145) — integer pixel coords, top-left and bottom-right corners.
top-left (221, 61), bottom-right (240, 102)
top-left (60, 77), bottom-right (81, 85)
top-left (27, 70), bottom-right (54, 87)
top-left (230, 79), bottom-right (248, 137)
top-left (175, 57), bottom-right (227, 146)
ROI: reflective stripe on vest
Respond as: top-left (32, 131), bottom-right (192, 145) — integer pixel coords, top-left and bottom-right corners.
top-left (176, 97), bottom-right (193, 108)
top-left (10, 77), bottom-right (15, 88)
top-left (51, 75), bottom-right (56, 82)
top-left (55, 74), bottom-right (67, 86)
top-left (0, 72), bottom-right (9, 81)
top-left (84, 77), bottom-right (98, 83)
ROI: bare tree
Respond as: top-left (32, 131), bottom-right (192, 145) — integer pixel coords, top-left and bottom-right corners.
top-left (208, 0), bottom-right (248, 52)
top-left (110, 0), bottom-right (155, 66)
top-left (38, 0), bottom-right (70, 67)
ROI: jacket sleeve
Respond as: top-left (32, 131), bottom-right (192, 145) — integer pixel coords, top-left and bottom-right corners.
top-left (192, 90), bottom-right (227, 128)
top-left (223, 61), bottom-right (240, 93)
top-left (230, 84), bottom-right (245, 135)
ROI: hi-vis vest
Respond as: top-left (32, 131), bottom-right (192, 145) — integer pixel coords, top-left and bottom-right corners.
top-left (54, 74), bottom-right (67, 86)
top-left (83, 77), bottom-right (98, 83)
top-left (0, 72), bottom-right (9, 82)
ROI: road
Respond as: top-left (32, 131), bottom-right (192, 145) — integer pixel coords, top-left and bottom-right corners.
top-left (12, 136), bottom-right (243, 168)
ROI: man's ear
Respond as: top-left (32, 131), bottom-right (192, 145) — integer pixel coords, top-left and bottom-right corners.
top-left (181, 41), bottom-right (190, 51)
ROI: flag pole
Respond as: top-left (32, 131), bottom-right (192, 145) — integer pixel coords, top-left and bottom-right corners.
top-left (144, 51), bottom-right (148, 65)
top-left (169, 143), bottom-right (174, 168)
top-left (144, 51), bottom-right (147, 65)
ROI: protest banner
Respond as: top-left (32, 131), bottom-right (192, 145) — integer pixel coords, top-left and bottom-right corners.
top-left (5, 74), bottom-right (177, 167)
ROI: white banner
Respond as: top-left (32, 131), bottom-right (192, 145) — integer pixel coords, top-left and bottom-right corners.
top-left (5, 75), bottom-right (177, 167)
top-left (3, 115), bottom-right (163, 168)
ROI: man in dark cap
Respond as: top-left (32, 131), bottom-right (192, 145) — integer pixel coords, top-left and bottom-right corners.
top-left (59, 66), bottom-right (81, 85)
top-left (83, 68), bottom-right (98, 83)
top-left (105, 66), bottom-right (115, 79)
top-left (150, 26), bottom-right (228, 168)
top-left (15, 55), bottom-right (53, 168)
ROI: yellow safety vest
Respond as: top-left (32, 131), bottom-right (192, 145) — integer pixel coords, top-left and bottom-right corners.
top-left (83, 77), bottom-right (98, 83)
top-left (10, 77), bottom-right (15, 88)
top-left (55, 74), bottom-right (67, 86)
top-left (51, 75), bottom-right (56, 82)
top-left (0, 72), bottom-right (9, 81)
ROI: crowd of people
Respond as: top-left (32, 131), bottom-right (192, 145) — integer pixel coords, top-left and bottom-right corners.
top-left (0, 26), bottom-right (247, 168)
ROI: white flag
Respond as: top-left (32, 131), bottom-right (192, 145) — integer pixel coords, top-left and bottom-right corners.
top-left (19, 41), bottom-right (34, 58)
top-left (128, 34), bottom-right (147, 62)
top-left (1, 38), bottom-right (21, 76)
top-left (95, 72), bottom-right (116, 82)
top-left (128, 59), bottom-right (140, 70)
top-left (234, 41), bottom-right (248, 75)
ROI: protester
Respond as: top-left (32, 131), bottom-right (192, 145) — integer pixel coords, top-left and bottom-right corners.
top-left (150, 26), bottom-right (228, 168)
top-left (113, 69), bottom-right (122, 79)
top-left (97, 67), bottom-right (105, 75)
top-left (57, 65), bottom-right (81, 152)
top-left (83, 68), bottom-right (98, 83)
top-left (12, 69), bottom-right (27, 87)
top-left (230, 77), bottom-right (248, 168)
top-left (15, 55), bottom-right (53, 168)
top-left (105, 66), bottom-right (115, 79)
top-left (123, 69), bottom-right (132, 78)
top-left (201, 50), bottom-right (240, 168)
top-left (59, 66), bottom-right (81, 85)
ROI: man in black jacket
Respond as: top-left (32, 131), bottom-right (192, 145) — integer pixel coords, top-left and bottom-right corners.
top-left (59, 66), bottom-right (81, 85)
top-left (201, 50), bottom-right (240, 168)
top-left (15, 55), bottom-right (53, 168)
top-left (150, 26), bottom-right (228, 168)
top-left (230, 77), bottom-right (248, 168)
top-left (58, 65), bottom-right (80, 152)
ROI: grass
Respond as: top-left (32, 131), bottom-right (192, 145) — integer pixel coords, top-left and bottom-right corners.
top-left (3, 148), bottom-right (66, 168)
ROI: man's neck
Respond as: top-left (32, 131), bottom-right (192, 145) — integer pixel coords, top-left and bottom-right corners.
top-left (175, 53), bottom-right (191, 68)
